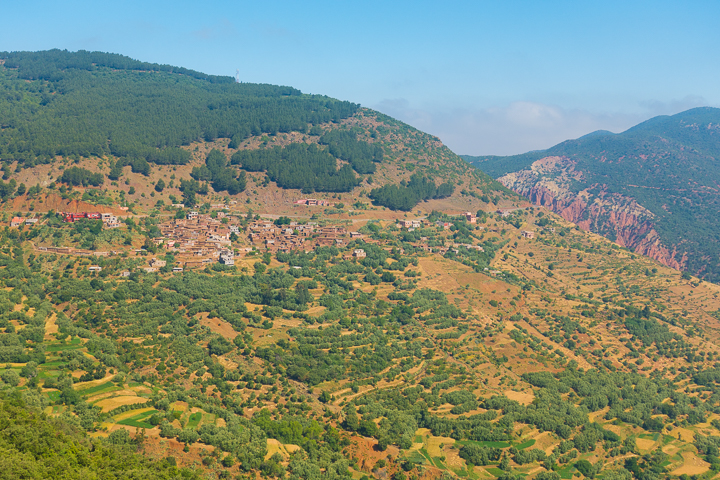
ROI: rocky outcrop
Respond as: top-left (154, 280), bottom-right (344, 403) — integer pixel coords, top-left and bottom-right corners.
top-left (499, 156), bottom-right (688, 271)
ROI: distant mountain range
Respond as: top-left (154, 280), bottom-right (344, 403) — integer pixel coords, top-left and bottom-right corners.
top-left (463, 107), bottom-right (720, 282)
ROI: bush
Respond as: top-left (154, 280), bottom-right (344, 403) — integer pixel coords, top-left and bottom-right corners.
top-left (574, 459), bottom-right (593, 476)
top-left (208, 336), bottom-right (234, 356)
top-left (1, 369), bottom-right (20, 386)
top-left (108, 429), bottom-right (132, 445)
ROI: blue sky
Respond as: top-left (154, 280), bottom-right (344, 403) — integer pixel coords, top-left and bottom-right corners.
top-left (2, 0), bottom-right (718, 155)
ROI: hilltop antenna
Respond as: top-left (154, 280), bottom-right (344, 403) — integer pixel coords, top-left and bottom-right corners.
top-left (235, 69), bottom-right (240, 83)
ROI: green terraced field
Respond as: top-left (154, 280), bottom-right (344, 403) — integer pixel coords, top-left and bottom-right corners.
top-left (117, 409), bottom-right (159, 429)
top-left (78, 382), bottom-right (117, 397)
top-left (515, 439), bottom-right (536, 449)
top-left (186, 412), bottom-right (202, 429)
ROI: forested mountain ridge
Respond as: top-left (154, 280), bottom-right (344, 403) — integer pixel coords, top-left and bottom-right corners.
top-left (0, 49), bottom-right (515, 215)
top-left (463, 107), bottom-right (720, 282)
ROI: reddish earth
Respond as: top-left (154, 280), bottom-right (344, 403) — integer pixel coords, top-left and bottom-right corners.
top-left (499, 157), bottom-right (688, 271)
top-left (344, 435), bottom-right (408, 477)
top-left (8, 193), bottom-right (128, 215)
top-left (520, 183), bottom-right (686, 270)
top-left (199, 316), bottom-right (240, 341)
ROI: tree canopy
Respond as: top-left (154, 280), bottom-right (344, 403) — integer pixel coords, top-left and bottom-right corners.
top-left (0, 50), bottom-right (359, 168)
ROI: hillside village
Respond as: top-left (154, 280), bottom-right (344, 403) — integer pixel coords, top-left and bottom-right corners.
top-left (7, 207), bottom-right (519, 274)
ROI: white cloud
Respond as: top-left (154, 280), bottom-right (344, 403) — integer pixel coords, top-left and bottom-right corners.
top-left (191, 19), bottom-right (236, 40)
top-left (372, 97), bottom-right (715, 156)
top-left (504, 102), bottom-right (564, 128)
top-left (639, 95), bottom-right (708, 117)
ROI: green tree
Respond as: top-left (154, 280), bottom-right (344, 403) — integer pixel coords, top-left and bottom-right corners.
top-left (343, 404), bottom-right (359, 432)
top-left (1, 369), bottom-right (20, 386)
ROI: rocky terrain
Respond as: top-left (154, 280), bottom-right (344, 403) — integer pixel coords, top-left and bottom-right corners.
top-left (464, 107), bottom-right (720, 282)
top-left (497, 156), bottom-right (686, 270)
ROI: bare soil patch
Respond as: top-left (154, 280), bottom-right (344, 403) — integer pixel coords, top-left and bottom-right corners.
top-left (503, 389), bottom-right (535, 406)
top-left (199, 316), bottom-right (239, 340)
top-left (44, 313), bottom-right (58, 340)
top-left (635, 438), bottom-right (656, 452)
top-left (95, 395), bottom-right (149, 412)
top-left (670, 451), bottom-right (710, 476)
top-left (265, 439), bottom-right (302, 460)
top-left (344, 434), bottom-right (400, 473)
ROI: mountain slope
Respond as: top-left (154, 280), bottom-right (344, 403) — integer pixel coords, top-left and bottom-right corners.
top-left (463, 107), bottom-right (720, 282)
top-left (0, 49), bottom-right (515, 215)
top-left (3, 206), bottom-right (720, 478)
top-left (8, 49), bottom-right (720, 479)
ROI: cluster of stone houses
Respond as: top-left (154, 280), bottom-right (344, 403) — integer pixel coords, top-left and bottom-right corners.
top-left (152, 214), bottom-right (363, 268)
top-left (247, 221), bottom-right (353, 252)
top-left (157, 215), bottom-right (234, 269)
top-left (159, 216), bottom-right (231, 252)
top-left (315, 226), bottom-right (350, 247)
top-left (342, 248), bottom-right (367, 260)
top-left (140, 257), bottom-right (167, 273)
top-left (101, 213), bottom-right (122, 228)
top-left (219, 249), bottom-right (235, 265)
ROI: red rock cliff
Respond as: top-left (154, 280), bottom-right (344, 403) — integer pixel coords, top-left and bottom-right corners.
top-left (499, 157), bottom-right (687, 271)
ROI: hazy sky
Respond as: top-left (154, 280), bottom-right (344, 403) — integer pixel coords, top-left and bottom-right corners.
top-left (2, 1), bottom-right (718, 155)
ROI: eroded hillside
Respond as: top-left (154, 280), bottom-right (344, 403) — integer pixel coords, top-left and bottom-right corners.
top-left (497, 156), bottom-right (686, 270)
top-left (464, 107), bottom-right (720, 282)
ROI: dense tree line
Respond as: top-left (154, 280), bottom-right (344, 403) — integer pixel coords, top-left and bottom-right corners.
top-left (178, 179), bottom-right (209, 207)
top-left (319, 129), bottom-right (383, 174)
top-left (0, 393), bottom-right (197, 479)
top-left (59, 166), bottom-right (104, 186)
top-left (232, 143), bottom-right (360, 193)
top-left (2, 49), bottom-right (233, 84)
top-left (0, 179), bottom-right (18, 200)
top-left (0, 50), bottom-right (359, 168)
top-left (369, 174), bottom-right (454, 211)
top-left (191, 149), bottom-right (246, 194)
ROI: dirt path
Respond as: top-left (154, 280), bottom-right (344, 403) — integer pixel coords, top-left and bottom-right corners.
top-left (44, 313), bottom-right (58, 340)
